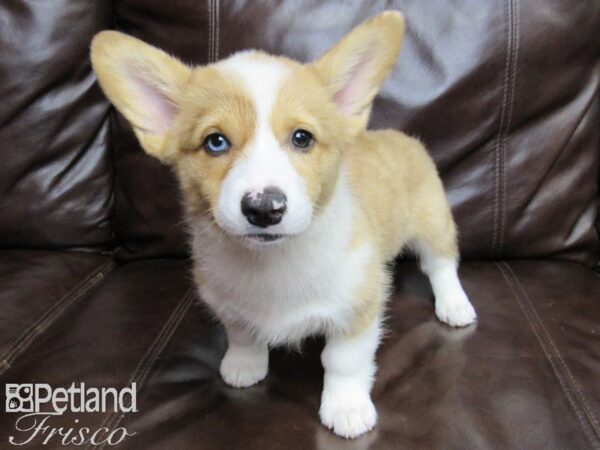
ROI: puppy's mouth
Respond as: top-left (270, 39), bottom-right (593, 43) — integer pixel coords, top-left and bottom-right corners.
top-left (244, 233), bottom-right (287, 243)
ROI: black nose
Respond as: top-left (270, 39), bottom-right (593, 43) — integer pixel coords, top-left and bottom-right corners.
top-left (241, 187), bottom-right (287, 228)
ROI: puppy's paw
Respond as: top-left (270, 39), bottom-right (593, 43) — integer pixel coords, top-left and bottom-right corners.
top-left (435, 289), bottom-right (477, 327)
top-left (220, 344), bottom-right (268, 388)
top-left (319, 391), bottom-right (377, 439)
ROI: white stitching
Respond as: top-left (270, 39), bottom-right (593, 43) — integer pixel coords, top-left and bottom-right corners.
top-left (0, 259), bottom-right (115, 375)
top-left (492, 0), bottom-right (519, 258)
top-left (90, 288), bottom-right (196, 450)
top-left (207, 0), bottom-right (213, 62)
top-left (497, 262), bottom-right (600, 447)
top-left (214, 0), bottom-right (220, 61)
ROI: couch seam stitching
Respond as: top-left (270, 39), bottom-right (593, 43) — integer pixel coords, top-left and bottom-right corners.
top-left (214, 0), bottom-right (220, 61)
top-left (492, 0), bottom-right (518, 258)
top-left (503, 262), bottom-right (600, 436)
top-left (207, 0), bottom-right (214, 62)
top-left (491, 0), bottom-right (509, 257)
top-left (496, 262), bottom-right (600, 447)
top-left (501, 0), bottom-right (519, 256)
top-left (89, 287), bottom-right (196, 450)
top-left (0, 259), bottom-right (116, 375)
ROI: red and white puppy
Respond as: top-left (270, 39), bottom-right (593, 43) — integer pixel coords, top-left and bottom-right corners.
top-left (91, 11), bottom-right (476, 439)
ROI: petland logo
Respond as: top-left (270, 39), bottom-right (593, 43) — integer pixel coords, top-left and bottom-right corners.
top-left (5, 383), bottom-right (137, 446)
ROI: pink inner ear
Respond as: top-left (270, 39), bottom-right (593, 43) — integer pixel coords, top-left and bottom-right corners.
top-left (332, 52), bottom-right (373, 116)
top-left (132, 74), bottom-right (179, 134)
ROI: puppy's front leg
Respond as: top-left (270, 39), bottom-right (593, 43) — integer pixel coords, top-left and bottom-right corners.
top-left (320, 318), bottom-right (381, 439)
top-left (220, 322), bottom-right (269, 388)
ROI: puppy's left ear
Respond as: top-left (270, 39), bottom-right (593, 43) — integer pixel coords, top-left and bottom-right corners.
top-left (311, 11), bottom-right (405, 128)
top-left (91, 31), bottom-right (191, 162)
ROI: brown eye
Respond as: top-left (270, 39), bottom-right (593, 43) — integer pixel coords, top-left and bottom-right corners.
top-left (291, 129), bottom-right (314, 150)
top-left (203, 133), bottom-right (230, 155)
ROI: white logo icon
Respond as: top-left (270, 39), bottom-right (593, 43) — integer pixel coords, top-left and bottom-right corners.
top-left (5, 384), bottom-right (34, 413)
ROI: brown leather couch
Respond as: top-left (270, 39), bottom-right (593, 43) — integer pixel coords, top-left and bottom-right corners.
top-left (1, 1), bottom-right (598, 449)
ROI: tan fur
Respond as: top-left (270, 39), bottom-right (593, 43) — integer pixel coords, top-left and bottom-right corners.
top-left (173, 68), bottom-right (258, 217)
top-left (272, 65), bottom-right (349, 212)
top-left (90, 31), bottom-right (191, 160)
top-left (345, 132), bottom-right (458, 336)
top-left (312, 11), bottom-right (405, 129)
top-left (348, 131), bottom-right (458, 261)
top-left (91, 11), bottom-right (459, 338)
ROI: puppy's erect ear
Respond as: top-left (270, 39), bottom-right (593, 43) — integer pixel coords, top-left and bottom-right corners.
top-left (91, 31), bottom-right (191, 161)
top-left (311, 11), bottom-right (405, 128)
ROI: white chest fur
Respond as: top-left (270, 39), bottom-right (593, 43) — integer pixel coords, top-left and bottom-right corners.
top-left (191, 171), bottom-right (372, 345)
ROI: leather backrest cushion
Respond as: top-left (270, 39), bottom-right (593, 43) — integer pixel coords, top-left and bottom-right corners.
top-left (3, 1), bottom-right (595, 263)
top-left (0, 1), bottom-right (114, 250)
top-left (111, 0), bottom-right (599, 265)
top-left (111, 0), bottom-right (213, 259)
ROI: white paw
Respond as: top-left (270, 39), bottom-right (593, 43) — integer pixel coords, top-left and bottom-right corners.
top-left (435, 290), bottom-right (477, 327)
top-left (220, 345), bottom-right (268, 388)
top-left (319, 391), bottom-right (377, 439)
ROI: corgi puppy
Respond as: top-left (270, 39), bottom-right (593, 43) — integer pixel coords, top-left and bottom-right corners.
top-left (91, 11), bottom-right (476, 439)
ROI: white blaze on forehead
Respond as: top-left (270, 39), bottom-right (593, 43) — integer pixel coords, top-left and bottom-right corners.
top-left (219, 51), bottom-right (289, 122)
top-left (214, 52), bottom-right (313, 237)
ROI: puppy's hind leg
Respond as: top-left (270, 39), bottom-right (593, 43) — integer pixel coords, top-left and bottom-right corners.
top-left (407, 164), bottom-right (476, 327)
top-left (406, 175), bottom-right (476, 328)
top-left (415, 239), bottom-right (476, 327)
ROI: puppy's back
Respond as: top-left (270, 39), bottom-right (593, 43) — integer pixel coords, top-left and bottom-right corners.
top-left (346, 130), bottom-right (450, 261)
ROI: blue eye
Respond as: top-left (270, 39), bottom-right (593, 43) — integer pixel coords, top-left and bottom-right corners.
top-left (203, 133), bottom-right (230, 155)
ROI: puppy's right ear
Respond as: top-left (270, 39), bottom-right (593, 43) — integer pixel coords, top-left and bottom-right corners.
top-left (311, 11), bottom-right (404, 130)
top-left (91, 31), bottom-right (191, 162)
